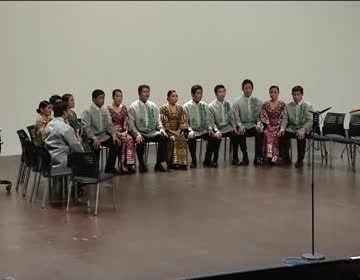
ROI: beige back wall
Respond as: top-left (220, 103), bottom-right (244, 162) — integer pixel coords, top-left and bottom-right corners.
top-left (1, 1), bottom-right (359, 155)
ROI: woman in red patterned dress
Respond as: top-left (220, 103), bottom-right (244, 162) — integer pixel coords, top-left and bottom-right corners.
top-left (108, 89), bottom-right (136, 174)
top-left (260, 85), bottom-right (286, 165)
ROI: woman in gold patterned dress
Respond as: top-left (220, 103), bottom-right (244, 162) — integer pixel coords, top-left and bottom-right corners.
top-left (160, 90), bottom-right (188, 170)
top-left (34, 101), bottom-right (52, 145)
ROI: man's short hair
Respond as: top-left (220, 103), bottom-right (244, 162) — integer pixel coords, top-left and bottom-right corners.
top-left (92, 89), bottom-right (105, 99)
top-left (53, 102), bottom-right (68, 118)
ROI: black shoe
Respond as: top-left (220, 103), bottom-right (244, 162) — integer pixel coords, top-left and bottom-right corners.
top-left (253, 157), bottom-right (264, 166)
top-left (279, 159), bottom-right (292, 166)
top-left (190, 161), bottom-right (197, 169)
top-left (139, 163), bottom-right (148, 173)
top-left (203, 161), bottom-right (212, 168)
top-left (180, 165), bottom-right (188, 170)
top-left (239, 159), bottom-right (249, 166)
top-left (154, 163), bottom-right (167, 172)
top-left (210, 161), bottom-right (218, 168)
top-left (128, 165), bottom-right (137, 174)
top-left (232, 159), bottom-right (241, 166)
top-left (295, 160), bottom-right (304, 168)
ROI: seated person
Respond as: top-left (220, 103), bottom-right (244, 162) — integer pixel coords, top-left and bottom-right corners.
top-left (44, 102), bottom-right (83, 169)
top-left (81, 89), bottom-right (119, 174)
top-left (49, 94), bottom-right (62, 110)
top-left (183, 85), bottom-right (220, 168)
top-left (278, 85), bottom-right (313, 168)
top-left (232, 79), bottom-right (264, 166)
top-left (34, 101), bottom-right (52, 146)
top-left (209, 85), bottom-right (238, 166)
top-left (128, 84), bottom-right (168, 173)
top-left (159, 90), bottom-right (188, 170)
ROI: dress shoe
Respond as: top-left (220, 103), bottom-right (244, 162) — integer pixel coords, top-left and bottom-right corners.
top-left (295, 160), bottom-right (304, 168)
top-left (253, 157), bottom-right (264, 166)
top-left (138, 163), bottom-right (148, 173)
top-left (154, 163), bottom-right (167, 172)
top-left (190, 161), bottom-right (197, 169)
top-left (232, 159), bottom-right (241, 166)
top-left (203, 161), bottom-right (213, 168)
top-left (210, 161), bottom-right (218, 168)
top-left (239, 159), bottom-right (249, 166)
top-left (279, 159), bottom-right (292, 166)
top-left (128, 165), bottom-right (137, 174)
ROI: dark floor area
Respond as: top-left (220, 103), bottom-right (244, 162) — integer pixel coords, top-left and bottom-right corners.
top-left (0, 143), bottom-right (359, 280)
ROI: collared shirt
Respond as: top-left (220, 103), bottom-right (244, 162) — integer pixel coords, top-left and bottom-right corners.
top-left (208, 99), bottom-right (234, 134)
top-left (281, 99), bottom-right (313, 133)
top-left (183, 99), bottom-right (212, 136)
top-left (44, 117), bottom-right (84, 169)
top-left (232, 94), bottom-right (264, 129)
top-left (81, 103), bottom-right (115, 142)
top-left (128, 99), bottom-right (162, 137)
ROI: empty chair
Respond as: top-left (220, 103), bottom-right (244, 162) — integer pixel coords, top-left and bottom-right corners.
top-left (322, 112), bottom-right (353, 168)
top-left (349, 114), bottom-right (360, 172)
top-left (66, 152), bottom-right (116, 216)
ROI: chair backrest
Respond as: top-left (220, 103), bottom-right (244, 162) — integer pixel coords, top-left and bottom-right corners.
top-left (16, 129), bottom-right (30, 158)
top-left (26, 125), bottom-right (36, 142)
top-left (36, 145), bottom-right (52, 176)
top-left (24, 138), bottom-right (39, 169)
top-left (322, 112), bottom-right (346, 137)
top-left (349, 114), bottom-right (360, 138)
top-left (68, 152), bottom-right (99, 179)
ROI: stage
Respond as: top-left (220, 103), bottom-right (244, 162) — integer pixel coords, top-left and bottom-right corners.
top-left (0, 144), bottom-right (359, 280)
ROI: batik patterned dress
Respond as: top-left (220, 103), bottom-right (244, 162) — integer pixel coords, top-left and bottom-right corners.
top-left (260, 100), bottom-right (286, 162)
top-left (108, 105), bottom-right (136, 167)
top-left (34, 114), bottom-right (52, 145)
top-left (160, 104), bottom-right (188, 166)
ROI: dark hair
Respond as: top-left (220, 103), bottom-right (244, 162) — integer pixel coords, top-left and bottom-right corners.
top-left (62, 93), bottom-right (73, 104)
top-left (138, 84), bottom-right (150, 95)
top-left (36, 101), bottom-right (50, 114)
top-left (167, 90), bottom-right (176, 98)
top-left (53, 102), bottom-right (68, 118)
top-left (242, 79), bottom-right (253, 89)
top-left (269, 85), bottom-right (280, 92)
top-left (292, 85), bottom-right (304, 94)
top-left (112, 89), bottom-right (123, 97)
top-left (92, 89), bottom-right (105, 100)
top-left (191, 85), bottom-right (203, 95)
top-left (214, 84), bottom-right (226, 94)
top-left (49, 95), bottom-right (62, 106)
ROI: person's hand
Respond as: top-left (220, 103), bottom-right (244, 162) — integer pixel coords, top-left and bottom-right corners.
top-left (188, 131), bottom-right (195, 139)
top-left (214, 131), bottom-right (222, 139)
top-left (160, 129), bottom-right (168, 138)
top-left (277, 128), bottom-right (285, 138)
top-left (256, 122), bottom-right (264, 133)
top-left (170, 135), bottom-right (176, 141)
top-left (238, 126), bottom-right (245, 135)
top-left (136, 134), bottom-right (144, 144)
top-left (297, 128), bottom-right (306, 140)
top-left (93, 138), bottom-right (101, 149)
top-left (113, 137), bottom-right (120, 145)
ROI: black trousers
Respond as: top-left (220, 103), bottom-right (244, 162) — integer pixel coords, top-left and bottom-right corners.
top-left (279, 131), bottom-right (307, 161)
top-left (237, 127), bottom-right (264, 160)
top-left (213, 131), bottom-right (239, 162)
top-left (136, 133), bottom-right (167, 165)
top-left (187, 133), bottom-right (220, 163)
top-left (92, 136), bottom-right (118, 171)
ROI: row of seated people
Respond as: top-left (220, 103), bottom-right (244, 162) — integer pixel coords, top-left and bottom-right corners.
top-left (33, 79), bottom-right (313, 175)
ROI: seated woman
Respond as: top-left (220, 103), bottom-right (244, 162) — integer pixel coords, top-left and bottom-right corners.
top-left (160, 90), bottom-right (188, 170)
top-left (260, 85), bottom-right (286, 165)
top-left (34, 101), bottom-right (52, 145)
top-left (108, 89), bottom-right (136, 174)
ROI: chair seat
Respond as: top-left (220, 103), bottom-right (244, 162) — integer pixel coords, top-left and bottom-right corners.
top-left (73, 172), bottom-right (113, 184)
top-left (325, 135), bottom-right (354, 144)
top-left (50, 167), bottom-right (72, 177)
top-left (312, 134), bottom-right (330, 142)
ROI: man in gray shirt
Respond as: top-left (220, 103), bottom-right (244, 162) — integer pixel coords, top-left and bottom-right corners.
top-left (81, 89), bottom-right (119, 174)
top-left (279, 85), bottom-right (313, 168)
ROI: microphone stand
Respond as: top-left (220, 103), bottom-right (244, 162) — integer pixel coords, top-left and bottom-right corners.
top-left (301, 107), bottom-right (331, 261)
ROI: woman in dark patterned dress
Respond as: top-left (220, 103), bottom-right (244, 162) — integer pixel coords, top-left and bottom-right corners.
top-left (108, 89), bottom-right (136, 174)
top-left (260, 85), bottom-right (286, 164)
top-left (159, 90), bottom-right (188, 170)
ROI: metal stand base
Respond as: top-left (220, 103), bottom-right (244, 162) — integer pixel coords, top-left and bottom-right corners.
top-left (302, 253), bottom-right (325, 261)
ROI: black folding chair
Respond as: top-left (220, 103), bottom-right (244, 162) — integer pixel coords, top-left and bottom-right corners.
top-left (349, 114), bottom-right (360, 172)
top-left (15, 130), bottom-right (30, 192)
top-left (322, 112), bottom-right (354, 168)
top-left (66, 152), bottom-right (116, 216)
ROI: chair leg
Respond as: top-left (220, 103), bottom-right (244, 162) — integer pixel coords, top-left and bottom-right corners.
top-left (307, 140), bottom-right (311, 167)
top-left (320, 142), bottom-right (324, 165)
top-left (94, 182), bottom-right (100, 216)
top-left (353, 144), bottom-right (357, 173)
top-left (340, 146), bottom-right (346, 159)
top-left (41, 178), bottom-right (50, 208)
top-left (346, 144), bottom-right (351, 164)
top-left (330, 142), bottom-right (334, 169)
top-left (15, 161), bottom-right (25, 192)
top-left (112, 176), bottom-right (116, 209)
top-left (23, 167), bottom-right (31, 198)
top-left (62, 176), bottom-right (66, 200)
top-left (66, 181), bottom-right (73, 212)
top-left (199, 139), bottom-right (203, 162)
top-left (20, 164), bottom-right (27, 184)
top-left (224, 137), bottom-right (227, 161)
top-left (30, 172), bottom-right (39, 203)
top-left (32, 172), bottom-right (42, 204)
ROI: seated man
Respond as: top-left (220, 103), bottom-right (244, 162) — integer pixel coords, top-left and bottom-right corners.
top-left (81, 89), bottom-right (119, 174)
top-left (232, 79), bottom-right (264, 166)
top-left (183, 84), bottom-right (220, 168)
top-left (44, 102), bottom-right (84, 169)
top-left (278, 85), bottom-right (313, 168)
top-left (128, 84), bottom-right (168, 173)
top-left (209, 84), bottom-right (238, 166)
